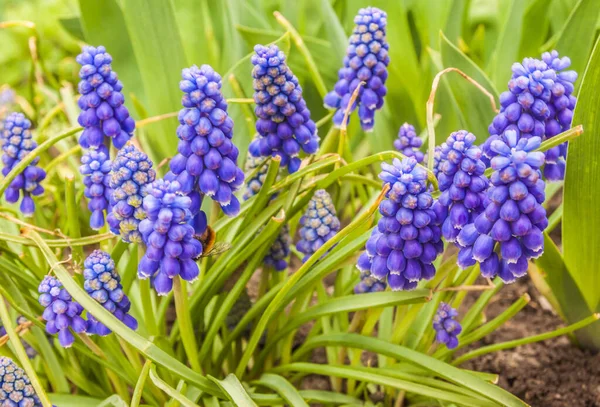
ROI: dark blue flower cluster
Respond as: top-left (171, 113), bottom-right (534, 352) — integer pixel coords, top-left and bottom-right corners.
top-left (433, 302), bottom-right (462, 349)
top-left (107, 143), bottom-right (156, 243)
top-left (324, 7), bottom-right (389, 131)
top-left (0, 357), bottom-right (42, 406)
top-left (168, 65), bottom-right (244, 217)
top-left (485, 50), bottom-right (577, 181)
top-left (432, 130), bottom-right (488, 243)
top-left (296, 189), bottom-right (341, 262)
top-left (80, 146), bottom-right (112, 230)
top-left (357, 158), bottom-right (443, 290)
top-left (354, 271), bottom-right (387, 294)
top-left (38, 276), bottom-right (87, 348)
top-left (457, 132), bottom-right (546, 282)
top-left (76, 45), bottom-right (135, 149)
top-left (84, 250), bottom-right (137, 336)
top-left (138, 179), bottom-right (204, 295)
top-left (248, 45), bottom-right (319, 173)
top-left (1, 113), bottom-right (46, 216)
top-left (394, 123), bottom-right (423, 163)
top-left (264, 224), bottom-right (292, 271)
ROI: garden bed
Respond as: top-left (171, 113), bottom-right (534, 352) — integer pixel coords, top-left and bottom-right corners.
top-left (462, 279), bottom-right (600, 407)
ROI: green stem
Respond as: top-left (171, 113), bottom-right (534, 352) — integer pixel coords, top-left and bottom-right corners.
top-left (0, 295), bottom-right (52, 407)
top-left (131, 360), bottom-right (153, 407)
top-left (173, 278), bottom-right (202, 373)
top-left (235, 186), bottom-right (389, 378)
top-left (453, 313), bottom-right (600, 366)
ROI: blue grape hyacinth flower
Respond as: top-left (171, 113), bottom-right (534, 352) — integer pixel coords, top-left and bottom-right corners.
top-left (357, 157), bottom-right (443, 290)
top-left (84, 250), bottom-right (138, 336)
top-left (457, 131), bottom-right (547, 282)
top-left (394, 123), bottom-right (424, 163)
top-left (76, 45), bottom-right (135, 149)
top-left (38, 276), bottom-right (87, 348)
top-left (0, 357), bottom-right (43, 406)
top-left (296, 189), bottom-right (341, 262)
top-left (242, 153), bottom-right (267, 201)
top-left (80, 146), bottom-right (112, 230)
top-left (433, 302), bottom-right (462, 349)
top-left (248, 44), bottom-right (319, 173)
top-left (1, 113), bottom-right (46, 216)
top-left (432, 130), bottom-right (489, 243)
top-left (354, 271), bottom-right (387, 294)
top-left (324, 7), bottom-right (389, 131)
top-left (107, 143), bottom-right (156, 243)
top-left (485, 51), bottom-right (577, 181)
top-left (138, 179), bottom-right (204, 295)
top-left (168, 65), bottom-right (245, 217)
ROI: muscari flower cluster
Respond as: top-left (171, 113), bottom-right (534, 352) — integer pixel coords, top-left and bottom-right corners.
top-left (80, 146), bottom-right (112, 229)
top-left (76, 45), bottom-right (135, 149)
top-left (457, 132), bottom-right (547, 282)
top-left (249, 44), bottom-right (319, 173)
top-left (138, 179), bottom-right (204, 295)
top-left (107, 143), bottom-right (156, 243)
top-left (354, 271), bottom-right (387, 294)
top-left (1, 113), bottom-right (46, 216)
top-left (38, 276), bottom-right (87, 348)
top-left (324, 7), bottom-right (389, 131)
top-left (394, 123), bottom-right (423, 163)
top-left (296, 189), bottom-right (341, 262)
top-left (433, 302), bottom-right (462, 349)
top-left (432, 131), bottom-right (488, 244)
top-left (84, 250), bottom-right (137, 336)
top-left (168, 65), bottom-right (244, 217)
top-left (357, 158), bottom-right (443, 290)
top-left (0, 357), bottom-right (42, 406)
top-left (243, 153), bottom-right (292, 271)
top-left (485, 50), bottom-right (577, 181)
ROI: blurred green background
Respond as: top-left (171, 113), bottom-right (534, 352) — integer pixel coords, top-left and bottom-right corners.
top-left (2, 0), bottom-right (598, 162)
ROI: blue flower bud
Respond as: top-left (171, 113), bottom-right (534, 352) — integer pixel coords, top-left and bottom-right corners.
top-left (80, 145), bottom-right (112, 229)
top-left (457, 132), bottom-right (547, 282)
top-left (138, 179), bottom-right (204, 295)
top-left (433, 302), bottom-right (462, 349)
top-left (76, 46), bottom-right (134, 149)
top-left (249, 45), bottom-right (319, 173)
top-left (296, 190), bottom-right (341, 262)
top-left (83, 250), bottom-right (137, 336)
top-left (359, 158), bottom-right (443, 291)
top-left (38, 276), bottom-right (86, 348)
top-left (325, 7), bottom-right (389, 131)
top-left (107, 143), bottom-right (156, 243)
top-left (485, 50), bottom-right (577, 182)
top-left (0, 357), bottom-right (44, 406)
top-left (394, 123), bottom-right (423, 163)
top-left (1, 113), bottom-right (46, 216)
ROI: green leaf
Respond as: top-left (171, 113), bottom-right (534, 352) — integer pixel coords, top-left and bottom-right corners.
top-left (517, 0), bottom-right (550, 60)
top-left (488, 0), bottom-right (527, 91)
top-left (78, 0), bottom-right (145, 105)
top-left (48, 394), bottom-right (103, 407)
top-left (292, 334), bottom-right (526, 407)
top-left (59, 17), bottom-right (85, 41)
top-left (273, 363), bottom-right (499, 407)
top-left (149, 367), bottom-right (199, 407)
top-left (563, 36), bottom-right (600, 313)
top-left (535, 234), bottom-right (600, 349)
top-left (439, 32), bottom-right (500, 141)
top-left (254, 374), bottom-right (309, 407)
top-left (120, 0), bottom-right (188, 157)
top-left (553, 0), bottom-right (600, 76)
top-left (208, 374), bottom-right (258, 407)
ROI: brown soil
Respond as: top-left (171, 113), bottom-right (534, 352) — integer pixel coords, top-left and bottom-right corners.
top-left (461, 278), bottom-right (600, 407)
